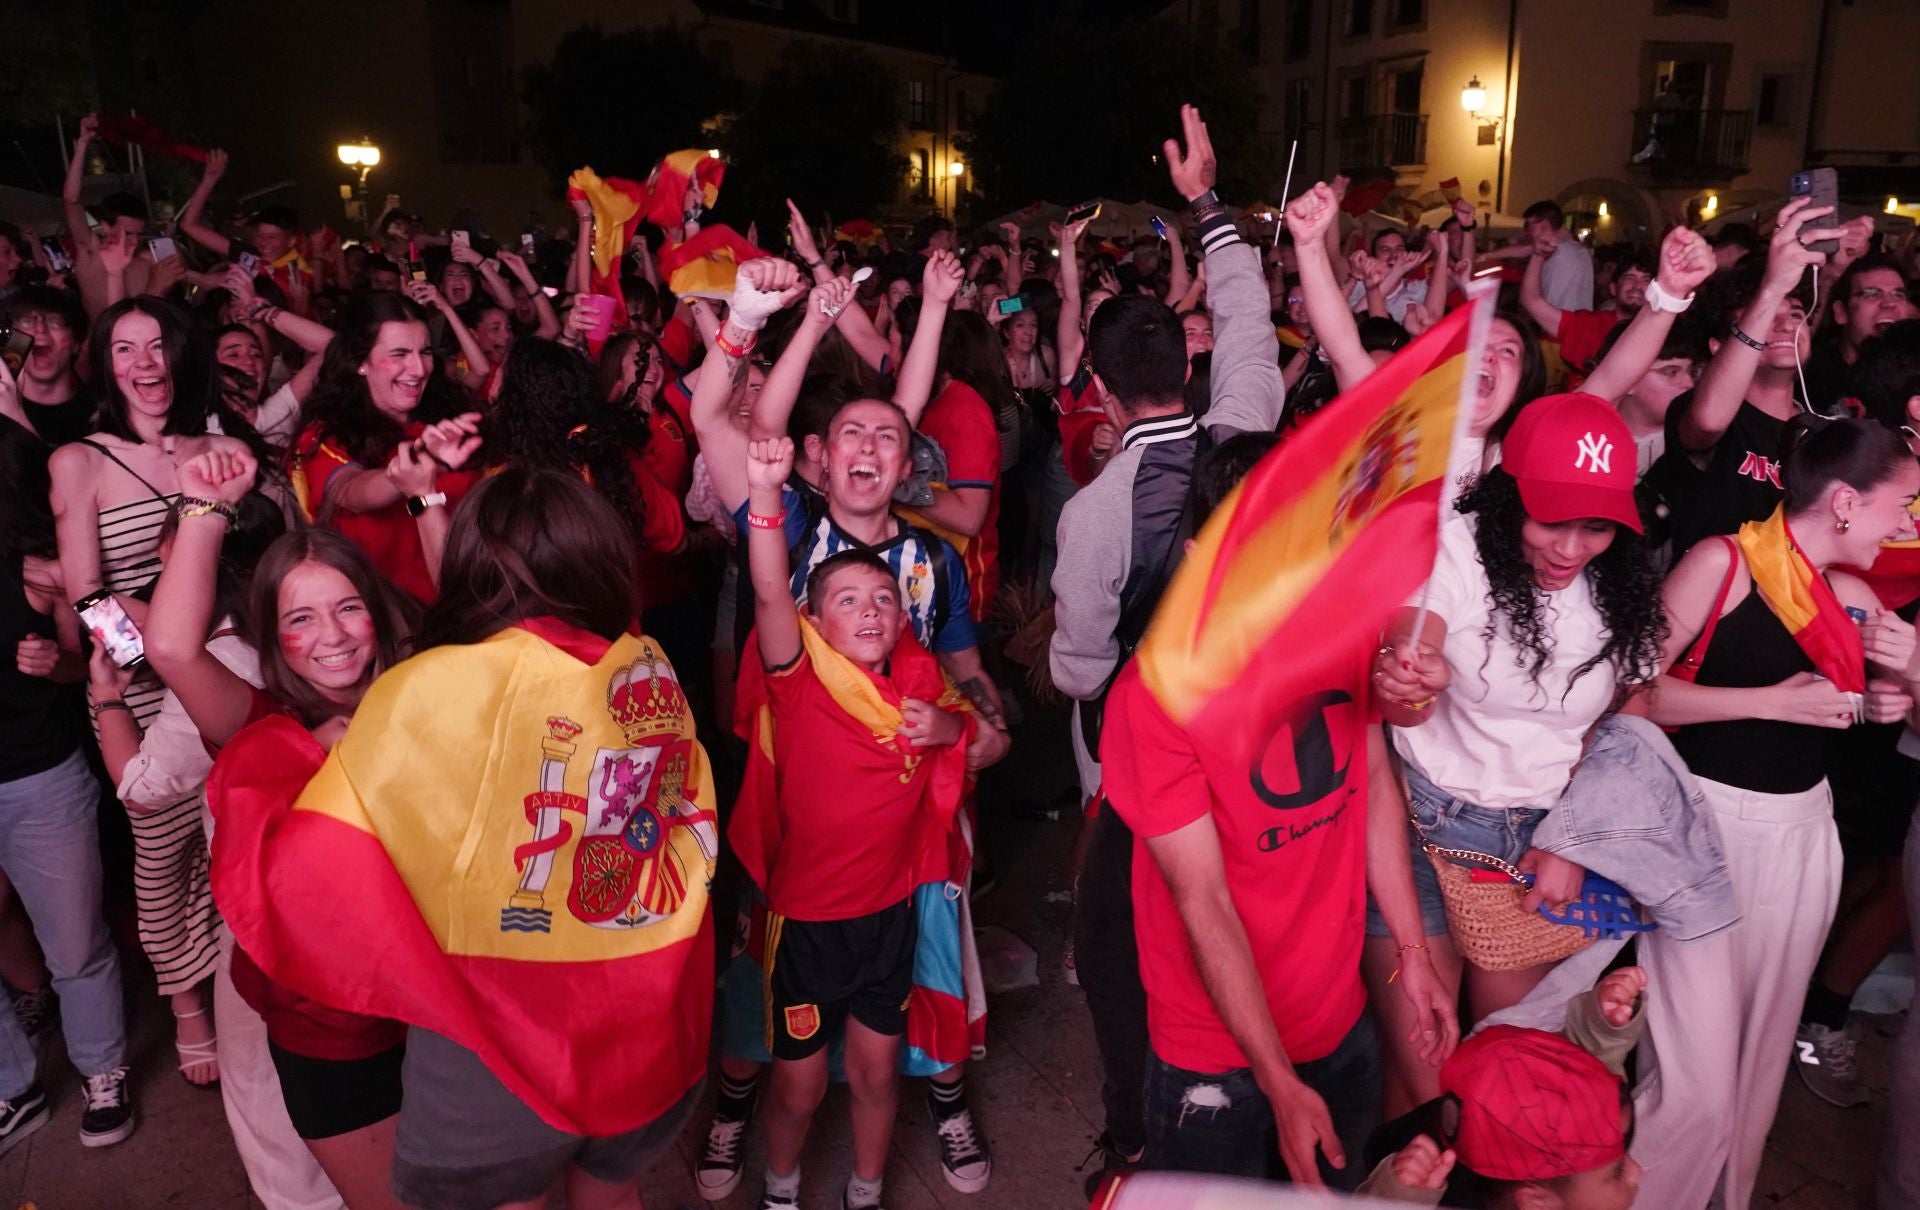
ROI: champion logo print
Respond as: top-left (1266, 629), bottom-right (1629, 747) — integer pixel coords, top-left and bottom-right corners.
top-left (1574, 431), bottom-right (1613, 475)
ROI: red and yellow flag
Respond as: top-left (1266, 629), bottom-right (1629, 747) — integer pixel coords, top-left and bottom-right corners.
top-left (209, 623), bottom-right (718, 1136)
top-left (1134, 299), bottom-right (1485, 761)
top-left (1852, 537), bottom-right (1920, 611)
top-left (1735, 507), bottom-right (1867, 692)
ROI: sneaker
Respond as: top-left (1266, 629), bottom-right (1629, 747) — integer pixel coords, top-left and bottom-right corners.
top-left (1795, 1022), bottom-right (1869, 1108)
top-left (0, 1083), bottom-right (49, 1157)
top-left (78, 1067), bottom-right (134, 1147)
top-left (1078, 1131), bottom-right (1143, 1200)
top-left (757, 1188), bottom-right (800, 1210)
top-left (933, 1105), bottom-right (992, 1193)
top-left (842, 1192), bottom-right (886, 1210)
top-left (698, 1114), bottom-right (751, 1200)
top-left (12, 987), bottom-right (57, 1041)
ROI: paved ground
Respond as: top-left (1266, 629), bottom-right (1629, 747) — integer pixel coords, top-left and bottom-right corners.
top-left (0, 705), bottom-right (1903, 1208)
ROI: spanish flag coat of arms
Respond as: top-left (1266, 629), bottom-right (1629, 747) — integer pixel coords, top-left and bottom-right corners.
top-left (209, 622), bottom-right (718, 1136)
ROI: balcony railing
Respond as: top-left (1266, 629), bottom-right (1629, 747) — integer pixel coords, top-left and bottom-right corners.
top-left (1336, 113), bottom-right (1429, 170)
top-left (1628, 108), bottom-right (1753, 182)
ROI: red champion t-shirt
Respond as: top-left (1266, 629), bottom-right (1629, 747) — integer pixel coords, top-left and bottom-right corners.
top-left (1100, 662), bottom-right (1370, 1072)
top-left (918, 379), bottom-right (1002, 620)
top-left (760, 649), bottom-right (941, 922)
top-left (1556, 308), bottom-right (1624, 375)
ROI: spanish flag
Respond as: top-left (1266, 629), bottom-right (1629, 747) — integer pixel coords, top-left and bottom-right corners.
top-left (209, 622), bottom-right (718, 1136)
top-left (1735, 506), bottom-right (1867, 692)
top-left (1852, 537), bottom-right (1920, 612)
top-left (1134, 298), bottom-right (1486, 759)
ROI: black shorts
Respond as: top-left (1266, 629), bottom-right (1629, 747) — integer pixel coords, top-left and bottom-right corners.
top-left (763, 898), bottom-right (916, 1060)
top-left (267, 1040), bottom-right (406, 1140)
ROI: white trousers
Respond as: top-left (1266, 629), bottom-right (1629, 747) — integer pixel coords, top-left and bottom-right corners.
top-left (1632, 776), bottom-right (1840, 1210)
top-left (1880, 801), bottom-right (1920, 1207)
top-left (213, 931), bottom-right (346, 1210)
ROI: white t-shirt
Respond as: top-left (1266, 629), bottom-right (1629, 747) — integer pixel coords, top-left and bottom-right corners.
top-left (1392, 513), bottom-right (1617, 810)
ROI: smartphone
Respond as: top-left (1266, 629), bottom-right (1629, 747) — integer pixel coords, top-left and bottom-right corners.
top-left (995, 295), bottom-right (1027, 316)
top-left (148, 237), bottom-right (177, 262)
top-left (1789, 168), bottom-right (1841, 255)
top-left (1065, 200), bottom-right (1103, 226)
top-left (236, 250), bottom-right (260, 276)
top-left (75, 590), bottom-right (146, 671)
top-left (45, 244), bottom-right (71, 273)
top-left (520, 233), bottom-right (537, 257)
top-left (1149, 216), bottom-right (1168, 239)
top-left (0, 327), bottom-right (30, 374)
top-left (452, 230), bottom-right (471, 250)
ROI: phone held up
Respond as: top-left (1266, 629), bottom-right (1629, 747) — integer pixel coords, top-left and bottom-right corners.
top-left (1789, 168), bottom-right (1841, 257)
top-left (995, 295), bottom-right (1028, 316)
top-left (74, 590), bottom-right (146, 671)
top-left (1149, 215), bottom-right (1168, 240)
top-left (0, 327), bottom-right (30, 375)
top-left (1065, 200), bottom-right (1103, 228)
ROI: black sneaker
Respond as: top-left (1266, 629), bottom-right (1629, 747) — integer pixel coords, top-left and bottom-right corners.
top-left (932, 1104), bottom-right (992, 1193)
top-left (78, 1067), bottom-right (134, 1147)
top-left (757, 1188), bottom-right (800, 1210)
top-left (1078, 1131), bottom-right (1143, 1200)
top-left (12, 987), bottom-right (57, 1041)
top-left (0, 1083), bottom-right (49, 1157)
top-left (697, 1110), bottom-right (752, 1200)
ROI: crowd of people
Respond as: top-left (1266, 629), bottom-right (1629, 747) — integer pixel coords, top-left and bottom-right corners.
top-left (1, 100), bottom-right (1919, 1210)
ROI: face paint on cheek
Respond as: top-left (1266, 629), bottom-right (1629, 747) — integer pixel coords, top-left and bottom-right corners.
top-left (278, 631), bottom-right (308, 656)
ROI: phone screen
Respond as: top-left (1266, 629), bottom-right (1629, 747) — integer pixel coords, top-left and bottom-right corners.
top-left (1066, 201), bottom-right (1103, 226)
top-left (996, 296), bottom-right (1027, 316)
top-left (1149, 216), bottom-right (1167, 239)
top-left (236, 251), bottom-right (260, 276)
top-left (148, 237), bottom-right (177, 262)
top-left (452, 230), bottom-right (471, 249)
top-left (521, 234), bottom-right (537, 256)
top-left (75, 591), bottom-right (146, 670)
top-left (1791, 168), bottom-right (1841, 255)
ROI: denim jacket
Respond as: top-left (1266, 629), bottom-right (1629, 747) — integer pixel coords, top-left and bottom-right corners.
top-left (1531, 713), bottom-right (1739, 942)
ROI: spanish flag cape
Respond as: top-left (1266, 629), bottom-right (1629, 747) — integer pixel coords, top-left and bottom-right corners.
top-left (730, 618), bottom-right (974, 895)
top-left (1853, 537), bottom-right (1920, 612)
top-left (1134, 298), bottom-right (1485, 758)
top-left (208, 621), bottom-right (718, 1136)
top-left (1734, 506), bottom-right (1867, 692)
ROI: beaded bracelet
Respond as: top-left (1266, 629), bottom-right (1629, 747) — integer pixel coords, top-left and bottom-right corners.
top-left (177, 497), bottom-right (238, 526)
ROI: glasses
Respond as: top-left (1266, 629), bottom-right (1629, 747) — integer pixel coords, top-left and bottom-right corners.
top-left (12, 313), bottom-right (67, 334)
top-left (1854, 286), bottom-right (1911, 304)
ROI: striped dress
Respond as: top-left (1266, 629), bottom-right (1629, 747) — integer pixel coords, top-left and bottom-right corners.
top-left (98, 490), bottom-right (223, 997)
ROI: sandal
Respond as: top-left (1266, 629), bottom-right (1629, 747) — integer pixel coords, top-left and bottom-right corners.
top-left (172, 1007), bottom-right (219, 1087)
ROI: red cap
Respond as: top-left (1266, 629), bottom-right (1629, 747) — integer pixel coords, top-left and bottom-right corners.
top-left (1440, 1025), bottom-right (1627, 1182)
top-left (1501, 393), bottom-right (1644, 534)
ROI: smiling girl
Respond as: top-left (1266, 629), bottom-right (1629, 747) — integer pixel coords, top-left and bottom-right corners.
top-left (291, 294), bottom-right (481, 604)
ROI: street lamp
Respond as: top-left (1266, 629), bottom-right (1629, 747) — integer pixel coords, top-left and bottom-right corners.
top-left (1460, 77), bottom-right (1488, 116)
top-left (337, 138), bottom-right (381, 186)
top-left (948, 159), bottom-right (966, 177)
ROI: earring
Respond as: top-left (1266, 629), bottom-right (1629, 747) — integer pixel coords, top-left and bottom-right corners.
top-left (1836, 517), bottom-right (1851, 534)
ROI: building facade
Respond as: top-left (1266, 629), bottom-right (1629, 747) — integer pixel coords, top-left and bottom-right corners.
top-left (1175, 0), bottom-right (1920, 241)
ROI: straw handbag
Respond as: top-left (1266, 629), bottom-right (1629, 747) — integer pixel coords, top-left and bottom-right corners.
top-left (1420, 842), bottom-right (1595, 972)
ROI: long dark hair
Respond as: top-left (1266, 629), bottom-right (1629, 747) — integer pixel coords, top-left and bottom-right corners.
top-left (1459, 467), bottom-right (1667, 694)
top-left (88, 296), bottom-right (214, 443)
top-left (245, 529), bottom-right (419, 727)
top-left (0, 422), bottom-right (56, 570)
top-left (298, 293), bottom-right (462, 467)
top-left (419, 468), bottom-right (639, 649)
top-left (1486, 309), bottom-right (1550, 442)
top-left (938, 309), bottom-right (1020, 412)
top-left (488, 339), bottom-right (656, 547)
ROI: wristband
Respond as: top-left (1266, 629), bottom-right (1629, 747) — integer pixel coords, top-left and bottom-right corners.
top-left (805, 257), bottom-right (826, 270)
top-left (746, 512), bottom-right (784, 530)
top-left (406, 491), bottom-right (449, 517)
top-left (1187, 188), bottom-right (1223, 212)
top-left (89, 699), bottom-right (132, 718)
top-left (1644, 278), bottom-right (1696, 315)
top-left (1730, 322), bottom-right (1768, 352)
top-left (177, 497), bottom-right (238, 526)
top-left (715, 328), bottom-right (758, 360)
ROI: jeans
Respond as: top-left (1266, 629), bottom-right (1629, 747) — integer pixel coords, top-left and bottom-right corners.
top-left (0, 750), bottom-right (127, 1097)
top-left (1074, 802), bottom-right (1149, 1156)
top-left (1141, 1012), bottom-right (1381, 1192)
top-left (1365, 764), bottom-right (1548, 939)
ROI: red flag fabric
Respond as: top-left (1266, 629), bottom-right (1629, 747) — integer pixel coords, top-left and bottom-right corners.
top-left (94, 115), bottom-right (208, 164)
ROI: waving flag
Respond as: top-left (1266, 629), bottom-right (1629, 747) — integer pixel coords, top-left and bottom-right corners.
top-left (209, 624), bottom-right (718, 1136)
top-left (1134, 296), bottom-right (1489, 764)
top-left (1736, 507), bottom-right (1867, 692)
top-left (1852, 538), bottom-right (1920, 611)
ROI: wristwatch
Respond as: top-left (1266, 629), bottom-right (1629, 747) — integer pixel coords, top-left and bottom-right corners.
top-left (1644, 279), bottom-right (1696, 315)
top-left (405, 491), bottom-right (448, 517)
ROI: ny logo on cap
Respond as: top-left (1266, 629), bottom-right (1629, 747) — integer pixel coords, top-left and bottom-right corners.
top-left (1574, 431), bottom-right (1613, 475)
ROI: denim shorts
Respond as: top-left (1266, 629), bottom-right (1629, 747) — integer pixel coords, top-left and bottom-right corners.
top-left (1364, 765), bottom-right (1549, 939)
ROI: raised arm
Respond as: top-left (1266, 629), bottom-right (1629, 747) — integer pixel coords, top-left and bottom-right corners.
top-left (61, 114), bottom-right (96, 245)
top-left (178, 149), bottom-right (235, 259)
top-left (698, 258), bottom-right (807, 511)
top-left (1163, 220), bottom-right (1193, 308)
top-left (746, 437), bottom-right (803, 669)
top-left (389, 416), bottom-right (482, 589)
top-left (788, 199), bottom-right (836, 285)
top-left (494, 249), bottom-right (559, 339)
top-left (997, 223), bottom-right (1027, 298)
top-left (568, 196), bottom-right (594, 297)
top-left (792, 200), bottom-right (887, 368)
top-left (1286, 183), bottom-right (1375, 391)
top-left (405, 281), bottom-right (489, 389)
top-left (1519, 232), bottom-right (1565, 337)
top-left (1583, 226), bottom-right (1714, 402)
top-left (893, 250), bottom-right (963, 425)
top-left (144, 451), bottom-right (263, 747)
top-left (1054, 217), bottom-right (1094, 379)
top-left (752, 277), bottom-right (854, 441)
top-left (1680, 198), bottom-right (1827, 454)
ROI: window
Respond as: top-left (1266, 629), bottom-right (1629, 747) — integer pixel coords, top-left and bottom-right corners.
top-left (1755, 71), bottom-right (1796, 128)
top-left (1387, 61), bottom-right (1423, 113)
top-left (907, 80), bottom-right (930, 128)
top-left (1283, 0), bottom-right (1313, 62)
top-left (1345, 0), bottom-right (1373, 39)
top-left (1283, 78), bottom-right (1312, 136)
top-left (1342, 71), bottom-right (1370, 118)
top-left (1387, 0), bottom-right (1424, 30)
top-left (910, 149), bottom-right (930, 201)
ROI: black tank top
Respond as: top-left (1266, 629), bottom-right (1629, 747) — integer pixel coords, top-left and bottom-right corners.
top-left (0, 564), bottom-right (80, 783)
top-left (1671, 586), bottom-right (1830, 794)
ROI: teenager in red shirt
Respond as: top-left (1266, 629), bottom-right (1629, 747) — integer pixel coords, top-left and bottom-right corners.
top-left (737, 435), bottom-right (973, 1210)
top-left (917, 311), bottom-right (1012, 618)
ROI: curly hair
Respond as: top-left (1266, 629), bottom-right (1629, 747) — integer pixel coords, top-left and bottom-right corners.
top-left (484, 338), bottom-right (653, 545)
top-left (1458, 468), bottom-right (1668, 698)
top-left (298, 293), bottom-right (463, 467)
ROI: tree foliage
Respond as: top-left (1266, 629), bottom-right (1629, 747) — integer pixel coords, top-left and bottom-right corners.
top-left (718, 43), bottom-right (908, 242)
top-left (961, 16), bottom-right (1267, 211)
top-left (521, 23), bottom-right (740, 191)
